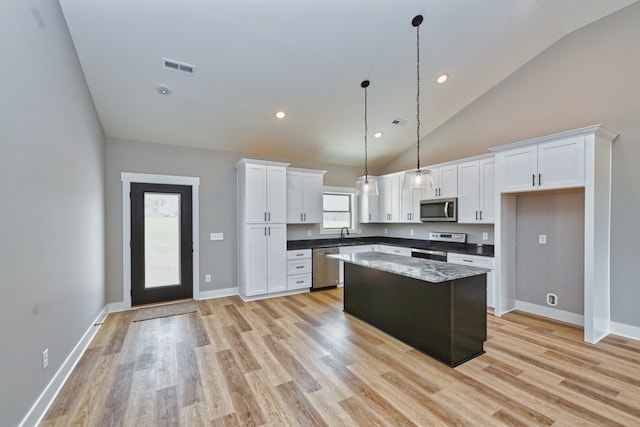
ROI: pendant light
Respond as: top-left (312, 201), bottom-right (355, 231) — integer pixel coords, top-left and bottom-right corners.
top-left (355, 80), bottom-right (379, 196)
top-left (403, 14), bottom-right (434, 192)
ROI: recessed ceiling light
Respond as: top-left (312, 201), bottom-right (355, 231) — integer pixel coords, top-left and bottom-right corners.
top-left (373, 131), bottom-right (383, 138)
top-left (436, 74), bottom-right (449, 84)
top-left (156, 84), bottom-right (171, 95)
top-left (275, 111), bottom-right (286, 119)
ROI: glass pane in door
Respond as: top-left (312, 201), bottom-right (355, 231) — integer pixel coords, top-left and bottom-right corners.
top-left (144, 193), bottom-right (181, 288)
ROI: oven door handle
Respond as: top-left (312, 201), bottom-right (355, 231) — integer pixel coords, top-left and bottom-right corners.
top-left (411, 248), bottom-right (447, 257)
top-left (444, 201), bottom-right (449, 217)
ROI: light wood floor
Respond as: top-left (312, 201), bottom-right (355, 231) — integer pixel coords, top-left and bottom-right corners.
top-left (42, 288), bottom-right (640, 426)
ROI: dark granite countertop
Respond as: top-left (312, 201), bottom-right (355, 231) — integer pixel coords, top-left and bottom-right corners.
top-left (287, 236), bottom-right (494, 257)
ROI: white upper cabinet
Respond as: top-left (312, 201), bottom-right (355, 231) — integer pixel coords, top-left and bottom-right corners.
top-left (495, 136), bottom-right (585, 192)
top-left (424, 164), bottom-right (458, 199)
top-left (400, 186), bottom-right (424, 222)
top-left (457, 157), bottom-right (495, 224)
top-left (238, 159), bottom-right (288, 223)
top-left (378, 173), bottom-right (401, 222)
top-left (357, 176), bottom-right (380, 223)
top-left (286, 168), bottom-right (325, 224)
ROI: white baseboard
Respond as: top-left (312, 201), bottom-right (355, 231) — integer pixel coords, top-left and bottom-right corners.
top-left (609, 321), bottom-right (640, 341)
top-left (19, 305), bottom-right (108, 427)
top-left (108, 301), bottom-right (129, 313)
top-left (515, 300), bottom-right (584, 326)
top-left (197, 287), bottom-right (239, 300)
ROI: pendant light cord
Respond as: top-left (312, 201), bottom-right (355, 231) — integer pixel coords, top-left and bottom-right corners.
top-left (415, 18), bottom-right (421, 171)
top-left (361, 80), bottom-right (370, 180)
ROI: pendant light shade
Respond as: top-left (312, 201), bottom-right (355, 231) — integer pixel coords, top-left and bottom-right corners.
top-left (403, 14), bottom-right (434, 193)
top-left (355, 80), bottom-right (379, 196)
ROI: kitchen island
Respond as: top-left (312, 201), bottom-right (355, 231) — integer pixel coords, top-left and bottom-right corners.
top-left (328, 252), bottom-right (489, 367)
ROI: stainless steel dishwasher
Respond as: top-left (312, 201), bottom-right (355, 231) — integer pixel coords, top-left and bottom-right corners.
top-left (312, 247), bottom-right (340, 289)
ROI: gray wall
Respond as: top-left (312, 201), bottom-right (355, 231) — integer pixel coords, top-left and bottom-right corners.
top-left (516, 192), bottom-right (585, 313)
top-left (0, 1), bottom-right (106, 425)
top-left (105, 138), bottom-right (362, 303)
top-left (379, 3), bottom-right (640, 327)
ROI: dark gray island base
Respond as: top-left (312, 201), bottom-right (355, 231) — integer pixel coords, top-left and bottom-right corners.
top-left (332, 252), bottom-right (488, 367)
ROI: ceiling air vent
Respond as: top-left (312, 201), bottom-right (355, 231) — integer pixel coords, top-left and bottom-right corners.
top-left (391, 118), bottom-right (407, 126)
top-left (163, 58), bottom-right (195, 75)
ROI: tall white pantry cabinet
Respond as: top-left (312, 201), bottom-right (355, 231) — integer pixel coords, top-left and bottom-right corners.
top-left (236, 159), bottom-right (289, 299)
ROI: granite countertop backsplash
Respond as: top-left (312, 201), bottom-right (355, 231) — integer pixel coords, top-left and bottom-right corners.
top-left (287, 236), bottom-right (494, 257)
top-left (327, 252), bottom-right (489, 283)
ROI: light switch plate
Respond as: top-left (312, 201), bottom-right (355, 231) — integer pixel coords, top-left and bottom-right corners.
top-left (307, 230), bottom-right (312, 237)
top-left (482, 232), bottom-right (489, 241)
top-left (539, 234), bottom-right (547, 244)
top-left (211, 232), bottom-right (224, 241)
top-left (410, 229), bottom-right (414, 236)
top-left (205, 274), bottom-right (212, 283)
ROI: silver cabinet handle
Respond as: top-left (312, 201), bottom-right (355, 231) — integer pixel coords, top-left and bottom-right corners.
top-left (538, 173), bottom-right (542, 186)
top-left (264, 227), bottom-right (267, 236)
top-left (268, 227), bottom-right (271, 236)
top-left (304, 213), bottom-right (306, 221)
top-left (301, 213), bottom-right (303, 221)
top-left (264, 212), bottom-right (267, 221)
top-left (296, 253), bottom-right (304, 257)
top-left (475, 211), bottom-right (478, 220)
top-left (268, 212), bottom-right (271, 221)
top-left (296, 265), bottom-right (304, 269)
top-left (479, 211), bottom-right (482, 220)
top-left (296, 280), bottom-right (304, 284)
top-left (532, 174), bottom-right (535, 186)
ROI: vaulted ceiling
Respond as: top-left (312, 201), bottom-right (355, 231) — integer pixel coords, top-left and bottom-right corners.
top-left (58, 0), bottom-right (637, 170)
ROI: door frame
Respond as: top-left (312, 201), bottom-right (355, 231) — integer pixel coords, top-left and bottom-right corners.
top-left (121, 173), bottom-right (200, 310)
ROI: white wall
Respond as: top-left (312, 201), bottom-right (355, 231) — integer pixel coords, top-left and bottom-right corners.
top-left (379, 2), bottom-right (640, 328)
top-left (0, 1), bottom-right (106, 425)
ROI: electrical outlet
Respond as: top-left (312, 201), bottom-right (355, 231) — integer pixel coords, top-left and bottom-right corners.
top-left (307, 230), bottom-right (312, 237)
top-left (42, 348), bottom-right (49, 370)
top-left (205, 274), bottom-right (211, 283)
top-left (546, 293), bottom-right (558, 306)
top-left (539, 234), bottom-right (547, 244)
top-left (482, 232), bottom-right (489, 241)
top-left (410, 229), bottom-right (414, 236)
top-left (210, 232), bottom-right (224, 241)
top-left (384, 228), bottom-right (388, 235)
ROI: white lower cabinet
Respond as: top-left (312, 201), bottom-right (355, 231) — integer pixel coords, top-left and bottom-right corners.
top-left (375, 245), bottom-right (412, 257)
top-left (287, 249), bottom-right (312, 290)
top-left (447, 253), bottom-right (495, 308)
top-left (242, 224), bottom-right (287, 297)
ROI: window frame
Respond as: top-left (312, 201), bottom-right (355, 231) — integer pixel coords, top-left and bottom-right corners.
top-left (320, 186), bottom-right (358, 235)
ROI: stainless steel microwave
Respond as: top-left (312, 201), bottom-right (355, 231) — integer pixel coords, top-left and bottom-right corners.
top-left (420, 197), bottom-right (457, 222)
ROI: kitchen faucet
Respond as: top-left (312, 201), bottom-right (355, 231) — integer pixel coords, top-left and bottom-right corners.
top-left (340, 227), bottom-right (350, 242)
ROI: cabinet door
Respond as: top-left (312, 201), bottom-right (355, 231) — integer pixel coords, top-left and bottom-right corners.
top-left (301, 172), bottom-right (324, 223)
top-left (377, 176), bottom-right (394, 222)
top-left (244, 164), bottom-right (268, 223)
top-left (246, 225), bottom-right (268, 295)
top-left (537, 136), bottom-right (584, 190)
top-left (266, 166), bottom-right (287, 223)
top-left (286, 171), bottom-right (303, 223)
top-left (359, 193), bottom-right (379, 223)
top-left (478, 158), bottom-right (495, 223)
top-left (457, 160), bottom-right (480, 223)
top-left (498, 146), bottom-right (538, 192)
top-left (438, 164), bottom-right (458, 198)
top-left (400, 187), bottom-right (423, 222)
top-left (266, 224), bottom-right (287, 293)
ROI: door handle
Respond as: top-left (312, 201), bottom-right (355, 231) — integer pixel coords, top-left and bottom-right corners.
top-left (444, 202), bottom-right (449, 217)
top-left (538, 173), bottom-right (541, 186)
top-left (268, 212), bottom-right (271, 221)
top-left (532, 174), bottom-right (535, 186)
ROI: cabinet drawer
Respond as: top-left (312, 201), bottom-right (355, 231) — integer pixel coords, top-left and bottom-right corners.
top-left (447, 253), bottom-right (494, 269)
top-left (287, 259), bottom-right (312, 275)
top-left (288, 273), bottom-right (311, 290)
top-left (376, 245), bottom-right (411, 257)
top-left (287, 249), bottom-right (311, 260)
